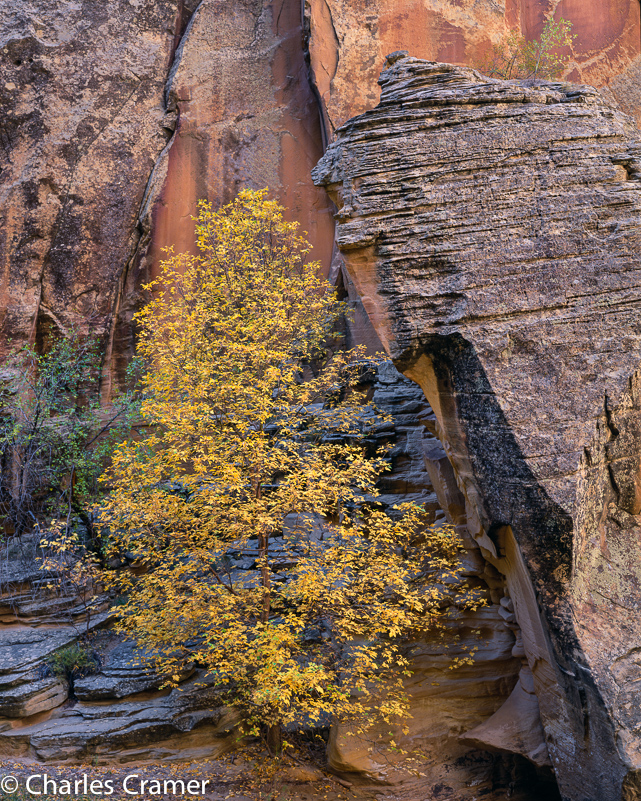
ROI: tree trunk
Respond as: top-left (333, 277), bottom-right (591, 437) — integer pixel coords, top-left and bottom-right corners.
top-left (266, 722), bottom-right (282, 756)
top-left (258, 531), bottom-right (271, 623)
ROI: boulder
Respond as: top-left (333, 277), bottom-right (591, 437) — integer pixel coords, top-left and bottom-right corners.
top-left (0, 672), bottom-right (237, 764)
top-left (313, 57), bottom-right (641, 801)
top-left (0, 678), bottom-right (67, 718)
top-left (74, 640), bottom-right (193, 702)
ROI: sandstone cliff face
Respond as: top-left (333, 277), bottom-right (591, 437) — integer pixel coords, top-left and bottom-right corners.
top-left (2, 0), bottom-right (640, 396)
top-left (0, 0), bottom-right (199, 395)
top-left (313, 58), bottom-right (641, 801)
top-left (305, 0), bottom-right (641, 131)
top-left (137, 0), bottom-right (336, 312)
top-left (4, 1), bottom-right (641, 798)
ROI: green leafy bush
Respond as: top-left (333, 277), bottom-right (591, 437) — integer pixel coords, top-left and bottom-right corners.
top-left (480, 18), bottom-right (575, 80)
top-left (0, 329), bottom-right (138, 539)
top-left (46, 642), bottom-right (99, 685)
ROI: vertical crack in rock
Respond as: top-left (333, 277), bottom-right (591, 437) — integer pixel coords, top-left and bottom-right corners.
top-left (313, 57), bottom-right (641, 800)
top-left (100, 1), bottom-right (203, 400)
top-left (103, 0), bottom-right (336, 397)
top-left (0, 0), bottom-right (192, 395)
top-left (303, 0), bottom-right (340, 140)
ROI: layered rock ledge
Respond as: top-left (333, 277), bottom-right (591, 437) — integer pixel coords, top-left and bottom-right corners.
top-left (313, 58), bottom-right (641, 801)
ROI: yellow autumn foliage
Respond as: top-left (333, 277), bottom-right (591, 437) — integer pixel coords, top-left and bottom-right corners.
top-left (101, 189), bottom-right (476, 750)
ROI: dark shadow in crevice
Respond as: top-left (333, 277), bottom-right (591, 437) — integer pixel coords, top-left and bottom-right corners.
top-left (396, 332), bottom-right (625, 801)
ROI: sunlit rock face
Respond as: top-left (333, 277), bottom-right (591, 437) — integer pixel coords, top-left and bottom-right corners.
top-left (140, 0), bottom-right (336, 301)
top-left (313, 57), bottom-right (641, 801)
top-left (2, 0), bottom-right (641, 396)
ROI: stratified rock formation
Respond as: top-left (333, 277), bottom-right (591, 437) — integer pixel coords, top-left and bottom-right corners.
top-left (4, 0), bottom-right (641, 797)
top-left (313, 57), bottom-right (641, 801)
top-left (0, 541), bottom-right (236, 763)
top-left (3, 1), bottom-right (640, 396)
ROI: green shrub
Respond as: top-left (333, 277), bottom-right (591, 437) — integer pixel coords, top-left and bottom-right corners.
top-left (46, 642), bottom-right (99, 684)
top-left (0, 329), bottom-right (139, 539)
top-left (480, 18), bottom-right (575, 80)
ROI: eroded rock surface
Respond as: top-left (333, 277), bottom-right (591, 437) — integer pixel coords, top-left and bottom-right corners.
top-left (0, 0), bottom-right (197, 396)
top-left (1, 673), bottom-right (237, 764)
top-left (314, 58), bottom-right (641, 801)
top-left (4, 0), bottom-right (641, 796)
top-left (132, 0), bottom-right (336, 378)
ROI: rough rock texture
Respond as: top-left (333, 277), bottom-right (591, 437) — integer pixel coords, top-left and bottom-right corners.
top-left (4, 0), bottom-right (641, 395)
top-left (0, 672), bottom-right (237, 764)
top-left (4, 0), bottom-right (641, 795)
top-left (0, 0), bottom-right (197, 396)
top-left (305, 0), bottom-right (641, 133)
top-left (313, 58), bottom-right (641, 801)
top-left (0, 538), bottom-right (234, 762)
top-left (118, 0), bottom-right (337, 392)
top-left (73, 640), bottom-right (192, 702)
top-left (0, 583), bottom-right (235, 763)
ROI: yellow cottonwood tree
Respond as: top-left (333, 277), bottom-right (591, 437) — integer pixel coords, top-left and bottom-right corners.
top-left (102, 189), bottom-right (475, 753)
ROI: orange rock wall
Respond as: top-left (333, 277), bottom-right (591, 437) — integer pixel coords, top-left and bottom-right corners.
top-left (305, 0), bottom-right (641, 131)
top-left (143, 0), bottom-right (335, 277)
top-left (0, 0), bottom-right (186, 368)
top-left (3, 1), bottom-right (641, 392)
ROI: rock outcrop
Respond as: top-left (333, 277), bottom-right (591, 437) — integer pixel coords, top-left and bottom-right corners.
top-left (4, 1), bottom-right (641, 797)
top-left (313, 57), bottom-right (641, 800)
top-left (0, 559), bottom-right (236, 764)
top-left (3, 1), bottom-right (640, 395)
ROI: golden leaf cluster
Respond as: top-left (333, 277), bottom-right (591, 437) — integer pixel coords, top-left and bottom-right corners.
top-left (101, 189), bottom-right (480, 746)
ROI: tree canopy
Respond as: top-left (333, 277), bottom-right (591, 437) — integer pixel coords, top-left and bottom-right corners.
top-left (102, 189), bottom-right (476, 753)
top-left (481, 18), bottom-right (574, 81)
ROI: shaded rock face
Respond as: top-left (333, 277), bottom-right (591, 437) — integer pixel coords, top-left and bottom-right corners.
top-left (313, 58), bottom-right (641, 801)
top-left (0, 0), bottom-right (196, 396)
top-left (0, 670), bottom-right (237, 765)
top-left (3, 0), bottom-right (641, 397)
top-left (3, 0), bottom-right (641, 795)
top-left (0, 538), bottom-right (235, 763)
top-left (320, 366), bottom-right (559, 799)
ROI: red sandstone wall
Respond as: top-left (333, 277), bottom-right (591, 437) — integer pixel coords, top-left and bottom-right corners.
top-left (143, 0), bottom-right (335, 279)
top-left (3, 0), bottom-right (641, 390)
top-left (306, 0), bottom-right (641, 131)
